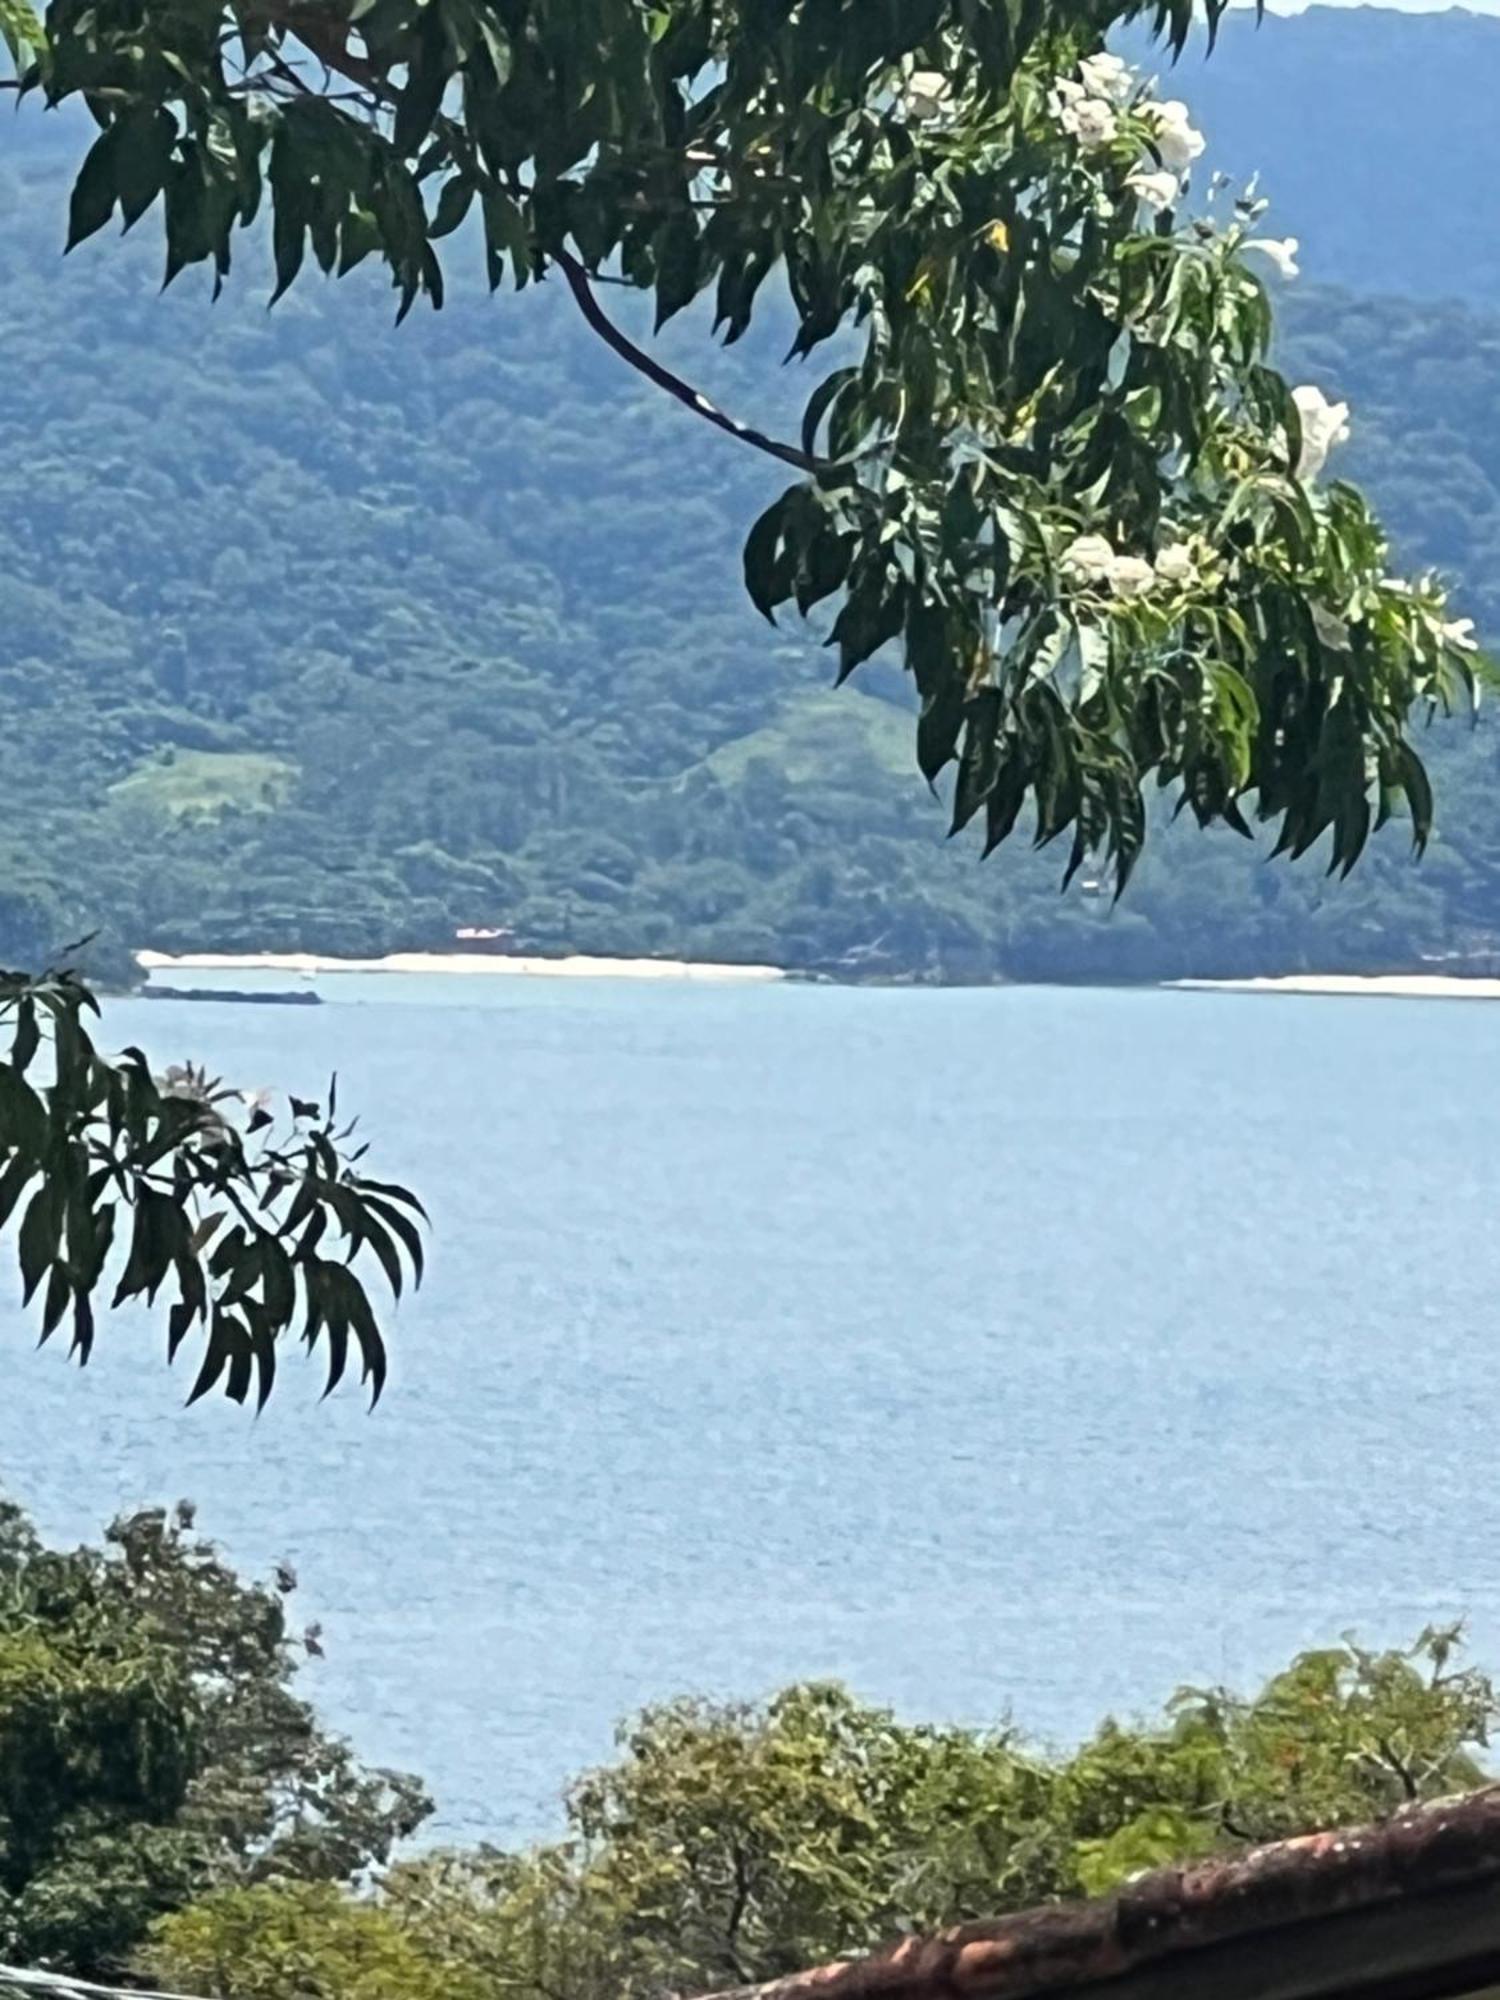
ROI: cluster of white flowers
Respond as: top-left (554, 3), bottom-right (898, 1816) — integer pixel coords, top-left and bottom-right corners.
top-left (1142, 99), bottom-right (1206, 173)
top-left (1049, 76), bottom-right (1118, 148)
top-left (1080, 52), bottom-right (1134, 103)
top-left (1061, 534), bottom-right (1119, 587)
top-left (1121, 100), bottom-right (1204, 219)
top-left (1061, 533), bottom-right (1198, 599)
top-left (1291, 383), bottom-right (1351, 482)
top-left (1066, 54), bottom-right (1302, 297)
top-left (1047, 51), bottom-right (1136, 149)
top-left (1045, 48), bottom-right (1208, 231)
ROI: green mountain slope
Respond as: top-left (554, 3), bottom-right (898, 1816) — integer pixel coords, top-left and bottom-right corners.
top-left (4, 18), bottom-right (1500, 981)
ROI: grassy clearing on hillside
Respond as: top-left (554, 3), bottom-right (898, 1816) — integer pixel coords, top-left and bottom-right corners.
top-left (109, 750), bottom-right (297, 819)
top-left (697, 688), bottom-right (915, 787)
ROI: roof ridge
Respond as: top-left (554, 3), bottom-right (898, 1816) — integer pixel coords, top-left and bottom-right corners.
top-left (699, 1786), bottom-right (1500, 2000)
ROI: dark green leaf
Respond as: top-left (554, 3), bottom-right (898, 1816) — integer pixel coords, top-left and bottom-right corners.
top-left (66, 126), bottom-right (120, 251)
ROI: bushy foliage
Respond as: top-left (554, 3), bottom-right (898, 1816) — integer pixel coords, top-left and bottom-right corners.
top-left (0, 1498), bottom-right (429, 1974)
top-left (141, 1884), bottom-right (454, 2000)
top-left (0, 969), bottom-right (423, 1404)
top-left (147, 1628), bottom-right (1497, 2000)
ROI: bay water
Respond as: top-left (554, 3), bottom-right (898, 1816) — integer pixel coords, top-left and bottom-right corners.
top-left (0, 972), bottom-right (1495, 1843)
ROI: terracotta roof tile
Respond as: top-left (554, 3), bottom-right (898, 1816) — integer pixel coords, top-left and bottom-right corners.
top-left (702, 1788), bottom-right (1500, 2000)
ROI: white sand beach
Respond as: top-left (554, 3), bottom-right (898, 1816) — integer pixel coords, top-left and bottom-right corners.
top-left (136, 949), bottom-right (787, 985)
top-left (1171, 973), bottom-right (1500, 1001)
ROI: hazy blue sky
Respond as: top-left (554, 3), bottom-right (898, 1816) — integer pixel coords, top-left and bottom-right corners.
top-left (1245, 0), bottom-right (1500, 10)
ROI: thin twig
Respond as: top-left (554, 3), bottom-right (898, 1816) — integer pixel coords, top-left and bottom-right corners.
top-left (723, 1838), bottom-right (754, 1979)
top-left (550, 245), bottom-right (824, 475)
top-left (1375, 1735), bottom-right (1420, 1801)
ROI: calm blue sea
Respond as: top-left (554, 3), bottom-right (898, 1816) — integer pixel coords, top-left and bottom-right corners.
top-left (0, 972), bottom-right (1495, 1843)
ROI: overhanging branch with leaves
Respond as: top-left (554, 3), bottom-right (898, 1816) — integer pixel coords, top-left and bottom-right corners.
top-left (2, 0), bottom-right (1478, 891)
top-left (0, 968), bottom-right (422, 1406)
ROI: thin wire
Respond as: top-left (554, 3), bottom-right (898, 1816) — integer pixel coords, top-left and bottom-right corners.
top-left (0, 1965), bottom-right (207, 2000)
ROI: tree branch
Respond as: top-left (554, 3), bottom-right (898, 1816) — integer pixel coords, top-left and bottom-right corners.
top-left (550, 246), bottom-right (824, 476)
top-left (722, 1837), bottom-right (754, 1980)
top-left (1375, 1734), bottom-right (1420, 1801)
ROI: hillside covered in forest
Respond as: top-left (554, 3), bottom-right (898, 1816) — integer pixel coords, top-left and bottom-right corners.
top-left (6, 10), bottom-right (1500, 980)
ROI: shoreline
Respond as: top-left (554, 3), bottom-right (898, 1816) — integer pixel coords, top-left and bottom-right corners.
top-left (135, 948), bottom-right (787, 985)
top-left (135, 954), bottom-right (1500, 1002)
top-left (1169, 973), bottom-right (1500, 1002)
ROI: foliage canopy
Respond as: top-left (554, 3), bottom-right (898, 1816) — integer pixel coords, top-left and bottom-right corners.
top-left (1, 0), bottom-right (1480, 890)
top-left (0, 1498), bottom-right (429, 1974)
top-left (146, 1626), bottom-right (1499, 2000)
top-left (0, 166), bottom-right (1495, 983)
top-left (0, 966), bottom-right (422, 1404)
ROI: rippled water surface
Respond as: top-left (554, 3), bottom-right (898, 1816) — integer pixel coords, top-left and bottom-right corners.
top-left (0, 972), bottom-right (1495, 1841)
